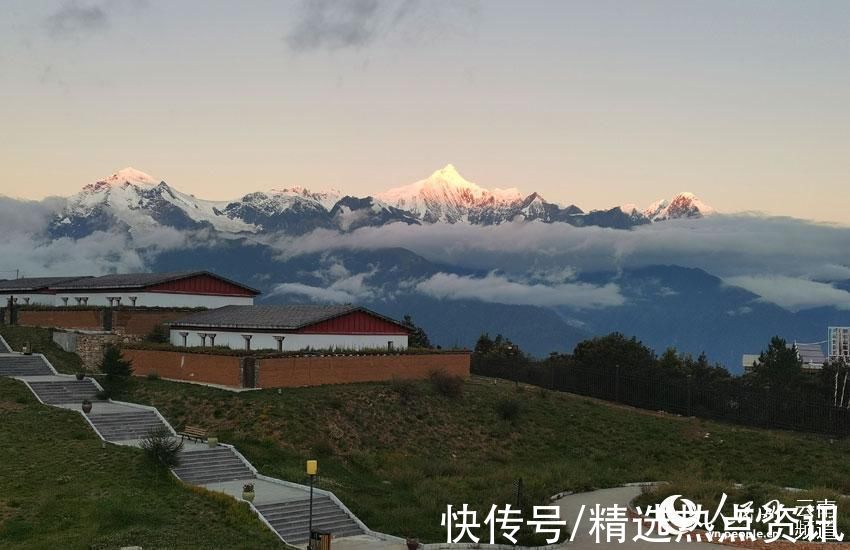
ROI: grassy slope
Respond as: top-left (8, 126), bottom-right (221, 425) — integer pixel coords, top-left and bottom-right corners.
top-left (0, 326), bottom-right (82, 374)
top-left (0, 359), bottom-right (283, 549)
top-left (124, 376), bottom-right (850, 543)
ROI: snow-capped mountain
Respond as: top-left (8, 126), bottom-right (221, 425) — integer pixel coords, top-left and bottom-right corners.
top-left (51, 168), bottom-right (258, 237)
top-left (48, 165), bottom-right (711, 239)
top-left (376, 164), bottom-right (524, 223)
top-left (643, 192), bottom-right (715, 221)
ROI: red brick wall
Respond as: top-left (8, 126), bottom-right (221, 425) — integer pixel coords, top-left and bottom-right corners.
top-left (17, 308), bottom-right (191, 336)
top-left (112, 310), bottom-right (190, 336)
top-left (123, 349), bottom-right (242, 387)
top-left (18, 309), bottom-right (103, 330)
top-left (120, 349), bottom-right (470, 389)
top-left (257, 353), bottom-right (470, 389)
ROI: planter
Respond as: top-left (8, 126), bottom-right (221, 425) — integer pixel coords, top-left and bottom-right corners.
top-left (81, 400), bottom-right (92, 414)
top-left (406, 539), bottom-right (419, 550)
top-left (75, 372), bottom-right (85, 381)
top-left (242, 483), bottom-right (255, 503)
top-left (207, 437), bottom-right (219, 448)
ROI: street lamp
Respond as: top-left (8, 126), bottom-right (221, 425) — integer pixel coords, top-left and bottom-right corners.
top-left (306, 459), bottom-right (318, 549)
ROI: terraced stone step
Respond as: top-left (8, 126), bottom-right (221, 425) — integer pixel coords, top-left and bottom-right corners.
top-left (87, 410), bottom-right (170, 441)
top-left (28, 379), bottom-right (100, 404)
top-left (256, 497), bottom-right (364, 544)
top-left (172, 447), bottom-right (254, 484)
top-left (0, 355), bottom-right (53, 376)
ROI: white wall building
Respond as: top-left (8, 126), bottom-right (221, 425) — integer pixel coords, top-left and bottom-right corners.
top-left (169, 304), bottom-right (410, 352)
top-left (1, 272), bottom-right (258, 309)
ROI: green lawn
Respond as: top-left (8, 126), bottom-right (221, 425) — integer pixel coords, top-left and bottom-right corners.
top-left (0, 326), bottom-right (81, 374)
top-left (0, 377), bottom-right (284, 550)
top-left (123, 375), bottom-right (850, 543)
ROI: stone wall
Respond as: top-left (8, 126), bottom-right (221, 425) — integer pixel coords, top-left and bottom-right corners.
top-left (121, 348), bottom-right (471, 389)
top-left (53, 330), bottom-right (141, 371)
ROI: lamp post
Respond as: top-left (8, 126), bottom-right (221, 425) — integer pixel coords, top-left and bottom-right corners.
top-left (306, 459), bottom-right (318, 549)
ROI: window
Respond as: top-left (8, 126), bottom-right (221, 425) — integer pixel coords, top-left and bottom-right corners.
top-left (242, 334), bottom-right (252, 351)
top-left (179, 332), bottom-right (189, 346)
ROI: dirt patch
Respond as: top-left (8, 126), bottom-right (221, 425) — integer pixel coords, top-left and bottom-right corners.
top-left (0, 401), bottom-right (24, 413)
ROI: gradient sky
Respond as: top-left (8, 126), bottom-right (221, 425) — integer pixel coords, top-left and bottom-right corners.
top-left (2, 1), bottom-right (849, 222)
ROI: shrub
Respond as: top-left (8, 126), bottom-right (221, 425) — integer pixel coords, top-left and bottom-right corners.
top-left (145, 324), bottom-right (170, 344)
top-left (146, 372), bottom-right (161, 381)
top-left (495, 398), bottom-right (521, 422)
top-left (429, 370), bottom-right (464, 398)
top-left (391, 378), bottom-right (420, 404)
top-left (141, 426), bottom-right (183, 468)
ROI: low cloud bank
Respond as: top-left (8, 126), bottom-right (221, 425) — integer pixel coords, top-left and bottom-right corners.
top-left (416, 271), bottom-right (625, 309)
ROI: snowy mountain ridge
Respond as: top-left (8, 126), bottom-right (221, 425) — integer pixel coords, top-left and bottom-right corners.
top-left (49, 165), bottom-right (714, 238)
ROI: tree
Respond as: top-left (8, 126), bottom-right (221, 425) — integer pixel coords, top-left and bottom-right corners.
top-left (572, 333), bottom-right (656, 375)
top-left (402, 314), bottom-right (432, 349)
top-left (748, 336), bottom-right (803, 391)
top-left (474, 333), bottom-right (495, 355)
top-left (101, 345), bottom-right (133, 378)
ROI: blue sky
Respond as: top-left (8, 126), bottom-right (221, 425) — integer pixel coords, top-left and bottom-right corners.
top-left (2, 1), bottom-right (849, 222)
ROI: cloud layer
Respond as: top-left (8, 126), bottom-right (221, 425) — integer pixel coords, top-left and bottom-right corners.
top-left (267, 214), bottom-right (850, 311)
top-left (416, 272), bottom-right (625, 309)
top-left (725, 275), bottom-right (850, 311)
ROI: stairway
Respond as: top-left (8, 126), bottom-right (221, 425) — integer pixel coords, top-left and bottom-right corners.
top-left (86, 409), bottom-right (170, 442)
top-left (256, 496), bottom-right (365, 545)
top-left (172, 446), bottom-right (255, 485)
top-left (27, 379), bottom-right (100, 404)
top-left (0, 355), bottom-right (54, 376)
top-left (0, 347), bottom-right (379, 546)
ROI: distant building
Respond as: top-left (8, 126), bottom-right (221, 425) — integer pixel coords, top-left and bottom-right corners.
top-left (742, 341), bottom-right (827, 373)
top-left (0, 271), bottom-right (258, 308)
top-left (168, 304), bottom-right (410, 352)
top-left (828, 327), bottom-right (850, 362)
top-left (794, 341), bottom-right (827, 371)
top-left (742, 354), bottom-right (761, 373)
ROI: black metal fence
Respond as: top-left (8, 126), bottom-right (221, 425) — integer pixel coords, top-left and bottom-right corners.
top-left (473, 357), bottom-right (850, 437)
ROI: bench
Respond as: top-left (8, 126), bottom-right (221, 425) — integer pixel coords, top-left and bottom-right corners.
top-left (179, 425), bottom-right (208, 443)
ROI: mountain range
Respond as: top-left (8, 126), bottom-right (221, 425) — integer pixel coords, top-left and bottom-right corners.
top-left (6, 165), bottom-right (847, 372)
top-left (49, 165), bottom-right (712, 239)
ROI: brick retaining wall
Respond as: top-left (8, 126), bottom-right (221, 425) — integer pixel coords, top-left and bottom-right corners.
top-left (19, 309), bottom-right (104, 330)
top-left (122, 349), bottom-right (470, 389)
top-left (256, 353), bottom-right (470, 388)
top-left (123, 349), bottom-right (243, 387)
top-left (17, 308), bottom-right (192, 336)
